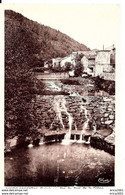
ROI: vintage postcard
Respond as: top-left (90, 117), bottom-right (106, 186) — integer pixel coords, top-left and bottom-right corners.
top-left (0, 1), bottom-right (124, 194)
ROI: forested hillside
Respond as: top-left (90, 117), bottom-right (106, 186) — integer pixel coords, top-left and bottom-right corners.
top-left (5, 10), bottom-right (89, 67)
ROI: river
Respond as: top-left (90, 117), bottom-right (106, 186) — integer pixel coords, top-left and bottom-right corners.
top-left (5, 143), bottom-right (114, 186)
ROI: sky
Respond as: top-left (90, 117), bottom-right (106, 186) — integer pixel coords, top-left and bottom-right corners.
top-left (3, 4), bottom-right (120, 50)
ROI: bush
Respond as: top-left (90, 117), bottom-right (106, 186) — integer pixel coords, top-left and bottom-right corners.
top-left (74, 61), bottom-right (84, 77)
top-left (94, 76), bottom-right (115, 95)
top-left (64, 62), bottom-right (73, 71)
top-left (61, 79), bottom-right (81, 85)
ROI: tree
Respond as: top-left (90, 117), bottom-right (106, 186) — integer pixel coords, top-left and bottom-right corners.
top-left (65, 62), bottom-right (73, 71)
top-left (74, 61), bottom-right (84, 77)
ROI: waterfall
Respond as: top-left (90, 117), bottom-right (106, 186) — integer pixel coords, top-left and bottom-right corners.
top-left (51, 96), bottom-right (92, 145)
top-left (61, 97), bottom-right (73, 136)
top-left (82, 106), bottom-right (89, 131)
top-left (74, 134), bottom-right (77, 141)
top-left (75, 122), bottom-right (78, 131)
top-left (61, 99), bottom-right (73, 145)
top-left (77, 104), bottom-right (90, 143)
top-left (93, 124), bottom-right (97, 134)
top-left (53, 96), bottom-right (73, 144)
top-left (39, 137), bottom-right (44, 145)
top-left (53, 96), bottom-right (65, 129)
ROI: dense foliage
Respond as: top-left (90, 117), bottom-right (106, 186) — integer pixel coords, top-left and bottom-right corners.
top-left (74, 54), bottom-right (84, 76)
top-left (94, 76), bottom-right (115, 95)
top-left (5, 10), bottom-right (89, 63)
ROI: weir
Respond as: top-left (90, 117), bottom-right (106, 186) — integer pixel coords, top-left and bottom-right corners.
top-left (51, 96), bottom-right (94, 145)
top-left (27, 96), bottom-right (96, 147)
top-left (5, 93), bottom-right (114, 156)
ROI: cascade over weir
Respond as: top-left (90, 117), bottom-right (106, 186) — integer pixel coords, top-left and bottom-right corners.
top-left (46, 95), bottom-right (96, 145)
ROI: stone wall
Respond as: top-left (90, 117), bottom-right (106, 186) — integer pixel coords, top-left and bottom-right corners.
top-left (90, 133), bottom-right (115, 155)
top-left (34, 95), bottom-right (115, 133)
top-left (35, 72), bottom-right (69, 80)
top-left (5, 94), bottom-right (115, 153)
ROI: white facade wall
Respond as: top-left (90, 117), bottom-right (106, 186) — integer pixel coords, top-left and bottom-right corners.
top-left (81, 56), bottom-right (88, 73)
top-left (71, 53), bottom-right (77, 66)
top-left (95, 51), bottom-right (111, 76)
top-left (81, 56), bottom-right (95, 76)
top-left (103, 65), bottom-right (113, 73)
top-left (52, 58), bottom-right (62, 67)
top-left (95, 51), bottom-right (110, 65)
top-left (60, 55), bottom-right (76, 67)
top-left (95, 64), bottom-right (104, 76)
top-left (52, 54), bottom-right (77, 69)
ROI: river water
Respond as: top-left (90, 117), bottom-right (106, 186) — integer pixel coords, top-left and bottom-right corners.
top-left (5, 143), bottom-right (114, 186)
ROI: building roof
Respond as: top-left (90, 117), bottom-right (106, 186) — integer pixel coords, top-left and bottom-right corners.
top-left (78, 50), bottom-right (97, 55)
top-left (85, 54), bottom-right (96, 60)
top-left (61, 55), bottom-right (71, 60)
top-left (96, 50), bottom-right (110, 52)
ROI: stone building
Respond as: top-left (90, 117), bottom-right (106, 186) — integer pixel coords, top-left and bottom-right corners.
top-left (44, 59), bottom-right (53, 68)
top-left (109, 47), bottom-right (115, 67)
top-left (60, 54), bottom-right (76, 67)
top-left (51, 54), bottom-right (77, 69)
top-left (60, 55), bottom-right (72, 67)
top-left (95, 50), bottom-right (111, 76)
top-left (94, 49), bottom-right (115, 80)
top-left (81, 55), bottom-right (96, 76)
top-left (44, 45), bottom-right (115, 80)
top-left (52, 57), bottom-right (62, 68)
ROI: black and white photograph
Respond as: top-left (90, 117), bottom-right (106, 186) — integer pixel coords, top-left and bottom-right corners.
top-left (4, 4), bottom-right (119, 187)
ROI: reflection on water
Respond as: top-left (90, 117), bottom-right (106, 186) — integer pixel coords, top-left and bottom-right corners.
top-left (5, 143), bottom-right (114, 186)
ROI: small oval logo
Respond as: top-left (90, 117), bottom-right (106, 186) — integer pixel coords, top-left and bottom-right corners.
top-left (98, 178), bottom-right (111, 184)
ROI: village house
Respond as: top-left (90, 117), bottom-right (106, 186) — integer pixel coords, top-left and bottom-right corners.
top-left (94, 49), bottom-right (115, 80)
top-left (95, 50), bottom-right (111, 76)
top-left (81, 55), bottom-right (96, 76)
top-left (80, 45), bottom-right (115, 79)
top-left (60, 54), bottom-right (77, 67)
top-left (52, 57), bottom-right (62, 68)
top-left (60, 55), bottom-right (72, 67)
top-left (44, 45), bottom-right (115, 80)
top-left (70, 52), bottom-right (78, 65)
top-left (44, 61), bottom-right (49, 68)
top-left (109, 45), bottom-right (115, 68)
top-left (44, 59), bottom-right (52, 68)
top-left (51, 53), bottom-right (77, 69)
